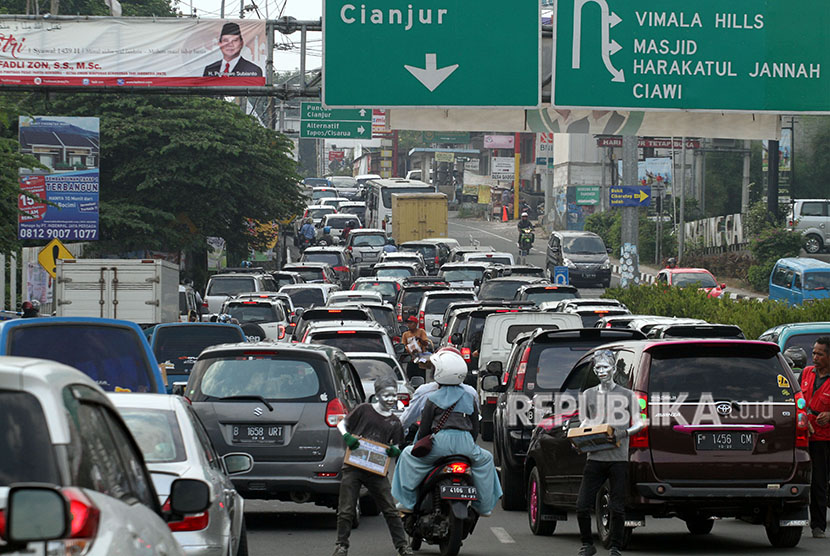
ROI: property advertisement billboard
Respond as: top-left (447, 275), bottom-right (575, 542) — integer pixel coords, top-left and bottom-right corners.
top-left (18, 116), bottom-right (100, 241)
top-left (0, 18), bottom-right (266, 87)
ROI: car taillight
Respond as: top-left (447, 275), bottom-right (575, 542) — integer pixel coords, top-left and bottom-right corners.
top-left (162, 497), bottom-right (210, 532)
top-left (278, 325), bottom-right (286, 340)
top-left (630, 392), bottom-right (649, 448)
top-left (397, 392), bottom-right (411, 406)
top-left (381, 220), bottom-right (386, 230)
top-left (392, 336), bottom-right (401, 343)
top-left (795, 392), bottom-right (809, 448)
top-left (202, 300), bottom-right (209, 308)
top-left (333, 266), bottom-right (348, 272)
top-left (461, 347), bottom-right (471, 361)
top-left (418, 311), bottom-right (425, 329)
top-left (63, 487), bottom-right (100, 539)
top-left (326, 398), bottom-right (347, 426)
top-left (396, 303), bottom-right (403, 321)
top-left (434, 256), bottom-right (439, 265)
top-left (514, 345), bottom-right (531, 391)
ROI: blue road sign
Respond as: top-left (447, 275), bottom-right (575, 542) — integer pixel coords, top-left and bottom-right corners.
top-left (553, 266), bottom-right (569, 286)
top-left (610, 186), bottom-right (651, 207)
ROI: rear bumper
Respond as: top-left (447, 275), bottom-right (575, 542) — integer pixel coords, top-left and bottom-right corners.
top-left (231, 453), bottom-right (345, 502)
top-left (636, 483), bottom-right (810, 501)
top-left (569, 268), bottom-right (611, 284)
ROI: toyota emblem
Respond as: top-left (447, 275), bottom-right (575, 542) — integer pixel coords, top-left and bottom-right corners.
top-left (715, 403), bottom-right (732, 416)
top-left (254, 407), bottom-right (263, 417)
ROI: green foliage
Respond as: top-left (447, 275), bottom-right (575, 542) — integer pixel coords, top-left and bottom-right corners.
top-left (794, 116), bottom-right (830, 199)
top-left (1, 0), bottom-right (176, 16)
top-left (603, 283), bottom-right (830, 340)
top-left (681, 251), bottom-right (753, 281)
top-left (746, 226), bottom-right (803, 292)
top-left (585, 208), bottom-right (675, 263)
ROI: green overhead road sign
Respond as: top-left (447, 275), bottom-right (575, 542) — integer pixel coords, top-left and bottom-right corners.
top-left (301, 102), bottom-right (372, 122)
top-left (323, 0), bottom-right (541, 108)
top-left (553, 0), bottom-right (830, 113)
top-left (301, 120), bottom-right (371, 139)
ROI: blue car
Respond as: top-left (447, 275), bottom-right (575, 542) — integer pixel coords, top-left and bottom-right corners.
top-left (0, 316), bottom-right (165, 393)
top-left (769, 257), bottom-right (830, 305)
top-left (758, 321), bottom-right (830, 368)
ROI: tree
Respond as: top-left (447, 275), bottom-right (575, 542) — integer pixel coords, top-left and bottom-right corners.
top-left (10, 92), bottom-right (303, 260)
top-left (1, 0), bottom-right (177, 16)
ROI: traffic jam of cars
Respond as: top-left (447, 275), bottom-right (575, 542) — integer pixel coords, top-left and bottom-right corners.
top-left (2, 177), bottom-right (830, 556)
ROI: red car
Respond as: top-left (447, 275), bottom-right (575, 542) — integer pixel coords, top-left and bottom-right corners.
top-left (656, 267), bottom-right (726, 298)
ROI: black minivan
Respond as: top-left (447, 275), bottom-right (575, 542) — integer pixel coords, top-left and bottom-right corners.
top-left (546, 231), bottom-right (612, 288)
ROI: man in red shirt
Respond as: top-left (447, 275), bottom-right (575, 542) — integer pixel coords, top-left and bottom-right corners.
top-left (801, 337), bottom-right (830, 539)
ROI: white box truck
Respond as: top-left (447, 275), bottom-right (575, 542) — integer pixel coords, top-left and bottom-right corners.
top-left (56, 259), bottom-right (179, 324)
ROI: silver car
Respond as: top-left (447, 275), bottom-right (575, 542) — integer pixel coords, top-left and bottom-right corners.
top-left (110, 393), bottom-right (253, 556)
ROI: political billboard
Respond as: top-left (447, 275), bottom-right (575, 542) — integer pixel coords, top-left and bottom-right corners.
top-left (0, 19), bottom-right (266, 87)
top-left (18, 116), bottom-right (100, 241)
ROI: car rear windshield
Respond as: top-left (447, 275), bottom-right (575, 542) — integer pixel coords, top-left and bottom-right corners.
top-left (207, 277), bottom-right (256, 297)
top-left (154, 325), bottom-right (244, 373)
top-left (226, 302), bottom-right (284, 324)
top-left (283, 288), bottom-right (325, 309)
top-left (382, 187), bottom-right (434, 207)
top-left (425, 294), bottom-right (476, 315)
top-left (292, 268), bottom-right (325, 282)
top-left (400, 244), bottom-right (438, 259)
top-left (579, 310), bottom-right (627, 328)
top-left (366, 307), bottom-right (396, 331)
top-left (783, 333), bottom-right (827, 367)
top-left (120, 409), bottom-right (187, 464)
top-left (325, 218), bottom-right (360, 229)
top-left (468, 256), bottom-right (512, 265)
top-left (562, 236), bottom-right (606, 254)
top-left (304, 253), bottom-right (343, 267)
top-left (191, 355), bottom-right (328, 401)
top-left (377, 268), bottom-right (415, 279)
top-left (524, 289), bottom-right (578, 305)
top-left (506, 324), bottom-right (562, 344)
top-left (479, 280), bottom-right (528, 300)
top-left (672, 272), bottom-right (717, 288)
top-left (308, 207), bottom-right (335, 218)
top-left (403, 288), bottom-right (434, 308)
top-left (0, 390), bottom-right (60, 486)
top-left (355, 281), bottom-right (398, 298)
top-left (529, 344), bottom-right (594, 389)
top-left (441, 269), bottom-right (484, 281)
top-left (273, 276), bottom-right (296, 289)
top-left (351, 358), bottom-right (399, 382)
top-left (304, 309), bottom-right (370, 323)
top-left (310, 332), bottom-right (385, 353)
top-left (648, 345), bottom-right (791, 402)
top-left (9, 324), bottom-right (156, 393)
top-left (351, 234), bottom-right (386, 247)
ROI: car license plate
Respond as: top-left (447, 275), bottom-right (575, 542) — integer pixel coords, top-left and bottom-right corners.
top-left (233, 424), bottom-right (284, 443)
top-left (583, 273), bottom-right (596, 279)
top-left (694, 431), bottom-right (753, 451)
top-left (440, 485), bottom-right (478, 501)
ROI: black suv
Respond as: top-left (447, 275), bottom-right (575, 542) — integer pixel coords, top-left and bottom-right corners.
top-left (395, 277), bottom-right (450, 324)
top-left (546, 231), bottom-right (612, 288)
top-left (522, 340), bottom-right (810, 548)
top-left (483, 328), bottom-right (645, 511)
top-left (187, 342), bottom-right (365, 507)
top-left (398, 241), bottom-right (445, 274)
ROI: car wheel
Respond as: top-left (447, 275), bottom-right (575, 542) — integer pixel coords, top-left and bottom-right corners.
top-left (595, 482), bottom-right (632, 549)
top-left (500, 465), bottom-right (526, 511)
top-left (359, 494), bottom-right (380, 516)
top-left (527, 467), bottom-right (556, 536)
top-left (235, 519), bottom-right (249, 556)
top-left (481, 420), bottom-right (494, 441)
top-left (804, 234), bottom-right (823, 254)
top-left (685, 518), bottom-right (714, 535)
top-left (765, 519), bottom-right (803, 548)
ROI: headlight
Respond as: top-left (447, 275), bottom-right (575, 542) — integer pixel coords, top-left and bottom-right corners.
top-left (563, 258), bottom-right (576, 269)
top-left (601, 259), bottom-right (611, 270)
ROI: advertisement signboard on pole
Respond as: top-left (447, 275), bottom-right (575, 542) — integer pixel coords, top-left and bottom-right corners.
top-left (18, 116), bottom-right (99, 241)
top-left (484, 135), bottom-right (515, 149)
top-left (491, 157), bottom-right (516, 180)
top-left (0, 19), bottom-right (266, 88)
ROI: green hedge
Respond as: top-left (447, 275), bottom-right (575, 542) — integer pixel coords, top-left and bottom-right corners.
top-left (602, 284), bottom-right (830, 339)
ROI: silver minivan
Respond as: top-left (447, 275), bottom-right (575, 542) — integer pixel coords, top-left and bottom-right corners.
top-left (788, 199), bottom-right (829, 254)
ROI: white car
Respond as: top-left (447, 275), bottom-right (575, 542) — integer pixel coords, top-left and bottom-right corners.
top-left (346, 352), bottom-right (414, 414)
top-left (279, 283), bottom-right (341, 311)
top-left (222, 297), bottom-right (290, 341)
top-left (0, 357), bottom-right (211, 556)
top-left (326, 290), bottom-right (385, 305)
top-left (302, 320), bottom-right (399, 360)
top-left (462, 251), bottom-right (515, 266)
top-left (110, 394), bottom-right (253, 556)
top-left (417, 289), bottom-right (479, 343)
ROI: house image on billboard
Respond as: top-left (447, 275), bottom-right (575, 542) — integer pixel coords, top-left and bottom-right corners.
top-left (18, 117), bottom-right (100, 172)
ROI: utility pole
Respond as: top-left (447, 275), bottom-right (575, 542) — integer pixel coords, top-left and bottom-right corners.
top-left (741, 140), bottom-right (751, 214)
top-left (620, 135), bottom-right (639, 287)
top-left (678, 138), bottom-right (687, 263)
top-left (767, 139), bottom-right (780, 220)
top-left (513, 133), bottom-right (521, 220)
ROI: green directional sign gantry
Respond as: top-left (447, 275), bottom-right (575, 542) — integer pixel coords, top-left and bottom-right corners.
top-left (553, 0), bottom-right (830, 113)
top-left (300, 102), bottom-right (372, 139)
top-left (323, 0), bottom-right (541, 108)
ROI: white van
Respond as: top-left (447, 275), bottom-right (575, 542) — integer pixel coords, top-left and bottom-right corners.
top-left (363, 178), bottom-right (435, 230)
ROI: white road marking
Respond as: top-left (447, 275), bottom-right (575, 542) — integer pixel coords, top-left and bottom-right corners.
top-left (490, 526), bottom-right (516, 544)
top-left (449, 220), bottom-right (543, 255)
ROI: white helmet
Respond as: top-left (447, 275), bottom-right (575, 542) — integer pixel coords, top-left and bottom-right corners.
top-left (431, 350), bottom-right (468, 386)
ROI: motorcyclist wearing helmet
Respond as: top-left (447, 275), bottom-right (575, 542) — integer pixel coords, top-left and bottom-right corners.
top-left (21, 300), bottom-right (40, 318)
top-left (391, 350), bottom-right (503, 516)
top-left (666, 257), bottom-right (677, 269)
top-left (517, 211), bottom-right (533, 233)
top-left (383, 237), bottom-right (398, 253)
top-left (299, 217), bottom-right (316, 249)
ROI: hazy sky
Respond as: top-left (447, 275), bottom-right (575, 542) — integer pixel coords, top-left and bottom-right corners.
top-left (186, 0), bottom-right (322, 71)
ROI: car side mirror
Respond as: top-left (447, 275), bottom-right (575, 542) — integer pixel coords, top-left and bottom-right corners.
top-left (295, 307), bottom-right (305, 318)
top-left (431, 326), bottom-right (443, 337)
top-left (171, 382), bottom-right (187, 396)
top-left (223, 453), bottom-right (254, 476)
top-left (432, 320), bottom-right (441, 328)
top-left (485, 360), bottom-right (503, 375)
top-left (450, 333), bottom-right (463, 345)
top-left (481, 375), bottom-right (506, 393)
top-left (5, 486), bottom-right (70, 544)
top-left (167, 479), bottom-right (210, 518)
top-left (394, 343), bottom-right (406, 355)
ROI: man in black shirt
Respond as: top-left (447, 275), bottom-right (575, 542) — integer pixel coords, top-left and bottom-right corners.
top-left (333, 375), bottom-right (410, 556)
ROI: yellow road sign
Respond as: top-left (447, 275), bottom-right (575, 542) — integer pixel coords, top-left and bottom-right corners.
top-left (38, 238), bottom-right (75, 278)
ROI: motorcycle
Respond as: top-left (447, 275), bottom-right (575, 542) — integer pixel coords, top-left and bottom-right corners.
top-left (403, 456), bottom-right (480, 556)
top-left (518, 230), bottom-right (534, 265)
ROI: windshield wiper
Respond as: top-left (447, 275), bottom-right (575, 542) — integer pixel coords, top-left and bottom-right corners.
top-left (219, 395), bottom-right (274, 411)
